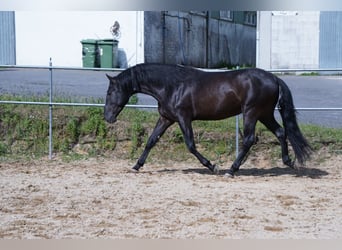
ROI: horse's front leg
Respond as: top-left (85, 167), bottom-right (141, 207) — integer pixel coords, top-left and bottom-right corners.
top-left (177, 117), bottom-right (220, 174)
top-left (132, 116), bottom-right (174, 171)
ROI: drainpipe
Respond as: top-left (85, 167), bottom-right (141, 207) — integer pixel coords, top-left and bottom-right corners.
top-left (206, 11), bottom-right (211, 68)
top-left (162, 11), bottom-right (166, 64)
top-left (256, 11), bottom-right (260, 68)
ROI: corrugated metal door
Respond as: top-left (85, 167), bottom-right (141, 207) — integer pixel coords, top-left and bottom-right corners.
top-left (319, 11), bottom-right (342, 68)
top-left (0, 11), bottom-right (16, 65)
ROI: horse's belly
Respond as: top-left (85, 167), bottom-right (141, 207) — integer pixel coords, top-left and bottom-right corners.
top-left (194, 94), bottom-right (241, 120)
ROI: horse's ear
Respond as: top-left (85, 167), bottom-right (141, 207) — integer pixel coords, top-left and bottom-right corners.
top-left (106, 74), bottom-right (113, 81)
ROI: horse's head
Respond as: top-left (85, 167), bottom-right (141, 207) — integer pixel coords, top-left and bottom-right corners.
top-left (104, 74), bottom-right (130, 123)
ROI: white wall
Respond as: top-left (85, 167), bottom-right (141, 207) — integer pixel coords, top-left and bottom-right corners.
top-left (257, 11), bottom-right (320, 69)
top-left (256, 11), bottom-right (272, 69)
top-left (15, 11), bottom-right (144, 67)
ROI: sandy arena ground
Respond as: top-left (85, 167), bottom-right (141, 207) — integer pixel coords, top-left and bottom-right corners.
top-left (0, 153), bottom-right (341, 239)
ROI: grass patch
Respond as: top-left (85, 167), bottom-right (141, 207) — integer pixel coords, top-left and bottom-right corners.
top-left (1, 94), bottom-right (341, 164)
top-left (300, 72), bottom-right (319, 76)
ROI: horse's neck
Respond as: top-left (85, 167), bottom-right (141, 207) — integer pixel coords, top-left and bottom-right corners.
top-left (136, 76), bottom-right (165, 103)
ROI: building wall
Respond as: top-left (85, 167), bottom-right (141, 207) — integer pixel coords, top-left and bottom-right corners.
top-left (319, 11), bottom-right (342, 68)
top-left (256, 11), bottom-right (272, 69)
top-left (0, 11), bottom-right (16, 65)
top-left (257, 11), bottom-right (320, 69)
top-left (144, 11), bottom-right (256, 68)
top-left (209, 17), bottom-right (256, 67)
top-left (14, 11), bottom-right (144, 67)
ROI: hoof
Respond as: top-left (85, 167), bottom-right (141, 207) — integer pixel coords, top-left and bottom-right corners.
top-left (129, 167), bottom-right (139, 173)
top-left (224, 169), bottom-right (235, 178)
top-left (291, 162), bottom-right (300, 170)
top-left (131, 164), bottom-right (142, 172)
top-left (212, 165), bottom-right (220, 175)
top-left (286, 160), bottom-right (298, 170)
top-left (284, 156), bottom-right (297, 169)
top-left (132, 164), bottom-right (142, 171)
top-left (224, 172), bottom-right (234, 178)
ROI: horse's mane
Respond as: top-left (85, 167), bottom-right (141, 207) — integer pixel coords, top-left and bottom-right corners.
top-left (116, 63), bottom-right (201, 87)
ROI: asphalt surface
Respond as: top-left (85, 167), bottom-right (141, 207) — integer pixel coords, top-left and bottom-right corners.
top-left (0, 68), bottom-right (341, 128)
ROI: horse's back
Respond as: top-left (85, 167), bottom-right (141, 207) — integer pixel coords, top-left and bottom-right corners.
top-left (191, 68), bottom-right (280, 119)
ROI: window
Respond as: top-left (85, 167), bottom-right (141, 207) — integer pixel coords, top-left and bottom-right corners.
top-left (244, 11), bottom-right (256, 26)
top-left (220, 11), bottom-right (233, 21)
top-left (189, 11), bottom-right (207, 16)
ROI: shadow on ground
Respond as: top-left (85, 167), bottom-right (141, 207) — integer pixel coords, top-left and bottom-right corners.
top-left (179, 165), bottom-right (329, 178)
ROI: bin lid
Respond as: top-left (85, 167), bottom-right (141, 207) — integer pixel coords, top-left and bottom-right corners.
top-left (80, 39), bottom-right (98, 44)
top-left (97, 39), bottom-right (119, 45)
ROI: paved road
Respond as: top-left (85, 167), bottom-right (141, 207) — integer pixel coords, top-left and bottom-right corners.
top-left (0, 68), bottom-right (341, 128)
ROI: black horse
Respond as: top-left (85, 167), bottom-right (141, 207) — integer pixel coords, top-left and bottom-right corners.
top-left (104, 63), bottom-right (311, 176)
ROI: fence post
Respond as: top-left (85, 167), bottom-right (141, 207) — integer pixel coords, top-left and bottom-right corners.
top-left (49, 58), bottom-right (53, 160)
top-left (235, 115), bottom-right (239, 158)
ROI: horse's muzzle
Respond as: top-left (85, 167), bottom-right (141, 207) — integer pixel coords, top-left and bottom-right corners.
top-left (107, 116), bottom-right (117, 124)
top-left (104, 113), bottom-right (117, 123)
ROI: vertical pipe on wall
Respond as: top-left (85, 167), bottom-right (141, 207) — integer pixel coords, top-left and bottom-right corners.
top-left (256, 11), bottom-right (260, 68)
top-left (162, 11), bottom-right (166, 64)
top-left (206, 11), bottom-right (211, 68)
top-left (136, 11), bottom-right (139, 65)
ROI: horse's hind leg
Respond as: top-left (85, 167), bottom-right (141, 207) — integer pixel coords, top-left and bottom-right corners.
top-left (260, 116), bottom-right (294, 167)
top-left (132, 116), bottom-right (174, 171)
top-left (227, 115), bottom-right (257, 177)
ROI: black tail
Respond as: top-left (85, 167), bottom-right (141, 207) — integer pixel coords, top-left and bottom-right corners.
top-left (277, 78), bottom-right (312, 165)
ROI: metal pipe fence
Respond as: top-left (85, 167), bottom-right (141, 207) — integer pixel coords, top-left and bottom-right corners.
top-left (1, 61), bottom-right (342, 160)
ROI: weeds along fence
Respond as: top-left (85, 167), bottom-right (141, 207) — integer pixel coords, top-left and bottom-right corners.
top-left (1, 60), bottom-right (342, 160)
